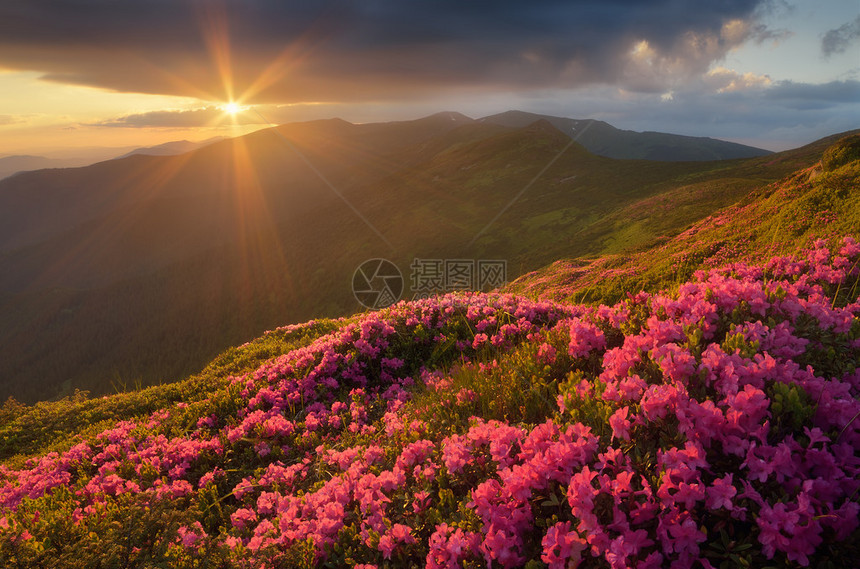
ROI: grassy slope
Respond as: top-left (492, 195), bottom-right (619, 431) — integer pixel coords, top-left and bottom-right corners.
top-left (0, 136), bottom-right (857, 569)
top-left (4, 134), bottom-right (856, 465)
top-left (0, 122), bottom-right (828, 404)
top-left (507, 132), bottom-right (860, 305)
top-left (479, 110), bottom-right (772, 161)
top-left (0, 319), bottom-right (345, 466)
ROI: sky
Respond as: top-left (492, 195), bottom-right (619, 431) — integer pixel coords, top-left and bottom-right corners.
top-left (0, 0), bottom-right (858, 156)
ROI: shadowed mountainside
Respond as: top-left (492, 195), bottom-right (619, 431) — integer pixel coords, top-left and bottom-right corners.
top-left (0, 115), bottom-right (846, 402)
top-left (116, 137), bottom-right (226, 159)
top-left (481, 110), bottom-right (772, 161)
top-left (508, 132), bottom-right (860, 305)
top-left (0, 155), bottom-right (90, 182)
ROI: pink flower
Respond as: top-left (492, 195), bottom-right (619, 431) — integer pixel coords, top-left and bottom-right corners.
top-left (538, 342), bottom-right (557, 364)
top-left (541, 521), bottom-right (587, 569)
top-left (706, 474), bottom-right (736, 510)
top-left (666, 517), bottom-right (706, 557)
top-left (176, 522), bottom-right (207, 548)
top-left (456, 388), bottom-right (477, 404)
top-left (377, 524), bottom-right (418, 560)
top-left (378, 534), bottom-right (396, 559)
top-left (724, 384), bottom-right (770, 431)
top-left (230, 508), bottom-right (257, 530)
top-left (651, 343), bottom-right (696, 384)
top-left (390, 523), bottom-right (415, 544)
top-left (609, 406), bottom-right (632, 441)
top-left (412, 490), bottom-right (431, 513)
top-left (568, 318), bottom-right (606, 358)
top-left (472, 333), bottom-right (489, 348)
top-left (481, 528), bottom-right (525, 569)
top-left (426, 524), bottom-right (482, 569)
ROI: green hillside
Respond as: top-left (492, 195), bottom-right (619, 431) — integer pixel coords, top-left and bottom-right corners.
top-left (0, 136), bottom-right (857, 568)
top-left (0, 118), bottom-right (838, 403)
top-left (480, 111), bottom-right (772, 161)
top-left (507, 133), bottom-right (860, 306)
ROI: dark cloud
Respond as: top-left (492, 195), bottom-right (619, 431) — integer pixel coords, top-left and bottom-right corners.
top-left (822, 15), bottom-right (860, 57)
top-left (89, 104), bottom-right (326, 128)
top-left (0, 0), bottom-right (770, 102)
top-left (473, 73), bottom-right (859, 152)
top-left (747, 23), bottom-right (793, 45)
top-left (91, 106), bottom-right (265, 128)
top-left (765, 80), bottom-right (860, 106)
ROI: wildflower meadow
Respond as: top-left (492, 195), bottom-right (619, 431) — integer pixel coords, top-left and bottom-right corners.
top-left (1, 234), bottom-right (858, 568)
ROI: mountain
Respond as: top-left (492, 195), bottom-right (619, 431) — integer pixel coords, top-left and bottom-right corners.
top-left (507, 131), bottom-right (860, 304)
top-left (0, 154), bottom-right (88, 181)
top-left (0, 135), bottom-right (857, 567)
top-left (0, 139), bottom-right (228, 182)
top-left (0, 113), bottom-right (500, 401)
top-left (0, 115), bottom-right (844, 403)
top-left (115, 137), bottom-right (227, 159)
top-left (2, 110), bottom-right (767, 183)
top-left (481, 110), bottom-right (772, 161)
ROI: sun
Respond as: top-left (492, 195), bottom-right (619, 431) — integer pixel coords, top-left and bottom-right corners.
top-left (223, 101), bottom-right (242, 115)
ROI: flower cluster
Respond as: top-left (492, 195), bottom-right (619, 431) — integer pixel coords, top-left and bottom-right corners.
top-left (0, 237), bottom-right (858, 568)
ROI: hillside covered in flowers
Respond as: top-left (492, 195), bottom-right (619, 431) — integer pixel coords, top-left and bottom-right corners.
top-left (0, 138), bottom-right (859, 568)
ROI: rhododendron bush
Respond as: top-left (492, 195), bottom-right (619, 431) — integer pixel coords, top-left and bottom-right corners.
top-left (1, 237), bottom-right (858, 568)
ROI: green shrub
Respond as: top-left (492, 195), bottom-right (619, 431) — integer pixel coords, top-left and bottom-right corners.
top-left (821, 134), bottom-right (860, 172)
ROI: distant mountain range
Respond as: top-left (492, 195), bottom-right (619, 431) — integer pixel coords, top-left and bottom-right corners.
top-left (114, 137), bottom-right (226, 159)
top-left (0, 155), bottom-right (87, 182)
top-left (480, 110), bottom-right (771, 161)
top-left (0, 111), bottom-right (835, 402)
top-left (0, 112), bottom-right (770, 183)
top-left (0, 138), bottom-right (226, 182)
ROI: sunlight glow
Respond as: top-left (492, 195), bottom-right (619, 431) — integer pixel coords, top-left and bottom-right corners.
top-left (224, 102), bottom-right (242, 115)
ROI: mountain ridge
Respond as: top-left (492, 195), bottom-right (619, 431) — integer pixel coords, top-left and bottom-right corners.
top-left (0, 117), bottom-right (850, 402)
top-left (480, 109), bottom-right (772, 161)
top-left (115, 137), bottom-right (226, 159)
top-left (0, 154), bottom-right (91, 182)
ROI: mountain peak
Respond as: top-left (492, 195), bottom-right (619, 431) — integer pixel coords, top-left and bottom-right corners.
top-left (423, 111), bottom-right (473, 123)
top-left (480, 110), bottom-right (770, 161)
top-left (523, 118), bottom-right (563, 133)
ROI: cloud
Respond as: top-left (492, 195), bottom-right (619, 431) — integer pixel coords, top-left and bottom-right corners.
top-left (765, 79), bottom-right (860, 106)
top-left (618, 18), bottom-right (778, 93)
top-left (0, 115), bottom-right (21, 126)
top-left (91, 106), bottom-right (270, 128)
top-left (89, 104), bottom-right (336, 128)
top-left (822, 15), bottom-right (860, 57)
top-left (721, 18), bottom-right (792, 47)
top-left (480, 73), bottom-right (859, 152)
top-left (654, 79), bottom-right (860, 130)
top-left (705, 67), bottom-right (772, 93)
top-left (0, 0), bottom-right (773, 102)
